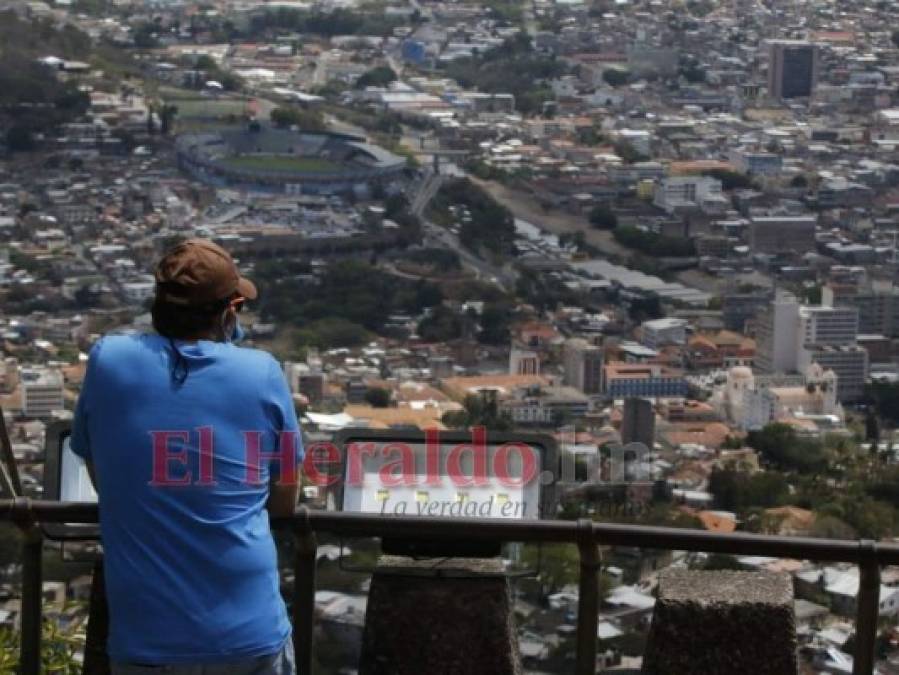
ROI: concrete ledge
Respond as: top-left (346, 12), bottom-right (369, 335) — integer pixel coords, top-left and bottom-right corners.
top-left (642, 569), bottom-right (798, 675)
top-left (359, 556), bottom-right (521, 675)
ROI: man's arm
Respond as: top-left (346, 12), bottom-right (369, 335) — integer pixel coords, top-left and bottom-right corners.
top-left (85, 461), bottom-right (98, 495)
top-left (266, 359), bottom-right (305, 518)
top-left (267, 474), bottom-right (300, 518)
top-left (264, 359), bottom-right (304, 518)
top-left (71, 341), bottom-right (103, 485)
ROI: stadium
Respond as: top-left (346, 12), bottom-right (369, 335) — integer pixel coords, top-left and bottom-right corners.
top-left (175, 126), bottom-right (408, 196)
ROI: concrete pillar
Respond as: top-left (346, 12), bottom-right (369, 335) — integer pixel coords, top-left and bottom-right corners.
top-left (360, 556), bottom-right (522, 675)
top-left (643, 569), bottom-right (798, 675)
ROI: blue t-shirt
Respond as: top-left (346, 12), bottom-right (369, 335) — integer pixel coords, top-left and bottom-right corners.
top-left (71, 334), bottom-right (303, 664)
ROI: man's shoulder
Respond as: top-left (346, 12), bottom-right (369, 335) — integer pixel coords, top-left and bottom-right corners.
top-left (90, 334), bottom-right (281, 374)
top-left (89, 333), bottom-right (154, 362)
top-left (222, 344), bottom-right (280, 373)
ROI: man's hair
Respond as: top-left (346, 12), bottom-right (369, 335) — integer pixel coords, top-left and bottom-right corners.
top-left (151, 295), bottom-right (229, 340)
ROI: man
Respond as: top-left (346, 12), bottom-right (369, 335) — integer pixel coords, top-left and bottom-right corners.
top-left (71, 239), bottom-right (302, 674)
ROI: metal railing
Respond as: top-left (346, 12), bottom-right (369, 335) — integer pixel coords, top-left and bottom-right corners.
top-left (3, 498), bottom-right (897, 675)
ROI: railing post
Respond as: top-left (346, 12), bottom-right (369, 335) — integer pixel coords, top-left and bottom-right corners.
top-left (82, 558), bottom-right (110, 674)
top-left (576, 518), bottom-right (600, 675)
top-left (853, 540), bottom-right (881, 675)
top-left (14, 500), bottom-right (42, 675)
top-left (293, 506), bottom-right (317, 675)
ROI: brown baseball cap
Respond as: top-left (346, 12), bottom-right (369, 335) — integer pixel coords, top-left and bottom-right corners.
top-left (155, 238), bottom-right (257, 307)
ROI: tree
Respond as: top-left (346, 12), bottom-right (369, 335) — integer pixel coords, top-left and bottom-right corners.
top-left (443, 34), bottom-right (569, 115)
top-left (0, 621), bottom-right (87, 672)
top-left (6, 126), bottom-right (35, 152)
top-left (384, 193), bottom-right (409, 217)
top-left (364, 387), bottom-right (391, 408)
top-left (628, 294), bottom-right (662, 322)
top-left (269, 106), bottom-right (323, 130)
top-left (432, 178), bottom-right (515, 255)
top-left (681, 62), bottom-right (706, 83)
top-left (702, 169), bottom-right (755, 191)
top-left (613, 139), bottom-right (646, 164)
top-left (865, 381), bottom-right (899, 424)
top-left (746, 423), bottom-right (829, 473)
top-left (841, 497), bottom-right (895, 540)
top-left (602, 69), bottom-right (629, 87)
top-left (159, 104), bottom-right (178, 135)
top-left (417, 305), bottom-right (463, 342)
top-left (578, 126), bottom-right (605, 146)
top-left (355, 65), bottom-right (397, 89)
top-left (804, 285), bottom-right (822, 305)
top-left (613, 226), bottom-right (695, 257)
top-left (588, 205), bottom-right (618, 230)
top-left (441, 391), bottom-right (512, 431)
top-left (195, 54), bottom-right (217, 71)
top-left (520, 543), bottom-right (591, 598)
top-left (790, 174), bottom-right (808, 189)
top-left (865, 406), bottom-right (881, 443)
top-left (708, 467), bottom-right (788, 512)
top-left (559, 231), bottom-right (586, 251)
top-left (218, 72), bottom-right (244, 92)
top-left (132, 23), bottom-right (159, 48)
top-left (478, 303), bottom-right (512, 345)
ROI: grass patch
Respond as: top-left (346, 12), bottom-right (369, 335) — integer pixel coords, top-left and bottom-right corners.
top-left (220, 155), bottom-right (344, 173)
top-left (173, 119), bottom-right (242, 134)
top-left (168, 98), bottom-right (251, 118)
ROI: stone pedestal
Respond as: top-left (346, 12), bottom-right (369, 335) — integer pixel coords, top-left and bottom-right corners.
top-left (359, 556), bottom-right (522, 675)
top-left (643, 569), bottom-right (798, 675)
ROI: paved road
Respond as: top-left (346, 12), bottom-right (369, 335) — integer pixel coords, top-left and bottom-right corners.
top-left (422, 220), bottom-right (516, 291)
top-left (410, 172), bottom-right (443, 216)
top-left (405, 165), bottom-right (516, 292)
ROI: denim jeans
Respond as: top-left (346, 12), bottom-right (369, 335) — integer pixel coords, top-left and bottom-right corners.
top-left (110, 638), bottom-right (296, 675)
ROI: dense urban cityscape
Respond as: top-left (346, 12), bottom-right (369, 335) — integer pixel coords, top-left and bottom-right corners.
top-left (3, 0), bottom-right (899, 671)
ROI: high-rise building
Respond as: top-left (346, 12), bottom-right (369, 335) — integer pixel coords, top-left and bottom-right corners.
top-left (768, 41), bottom-right (819, 100)
top-left (563, 338), bottom-right (603, 395)
top-left (798, 306), bottom-right (858, 348)
top-left (822, 281), bottom-right (899, 338)
top-left (21, 367), bottom-right (64, 418)
top-left (755, 292), bottom-right (801, 374)
top-left (798, 307), bottom-right (866, 402)
top-left (754, 293), bottom-right (866, 402)
top-left (797, 345), bottom-right (868, 403)
top-left (621, 398), bottom-right (655, 449)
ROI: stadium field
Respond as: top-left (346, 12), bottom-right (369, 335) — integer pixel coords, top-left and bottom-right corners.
top-left (219, 155), bottom-right (344, 173)
top-left (171, 98), bottom-right (252, 118)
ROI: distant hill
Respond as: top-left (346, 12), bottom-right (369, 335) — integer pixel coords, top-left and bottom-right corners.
top-left (0, 11), bottom-right (94, 150)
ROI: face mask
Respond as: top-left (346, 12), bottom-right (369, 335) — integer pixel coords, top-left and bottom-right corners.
top-left (221, 312), bottom-right (245, 344)
top-left (231, 317), bottom-right (246, 344)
